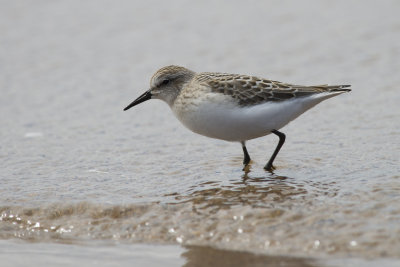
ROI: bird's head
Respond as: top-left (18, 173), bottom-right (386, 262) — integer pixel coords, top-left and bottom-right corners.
top-left (123, 65), bottom-right (195, 110)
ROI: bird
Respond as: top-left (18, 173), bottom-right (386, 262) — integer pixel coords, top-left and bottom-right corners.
top-left (123, 65), bottom-right (350, 171)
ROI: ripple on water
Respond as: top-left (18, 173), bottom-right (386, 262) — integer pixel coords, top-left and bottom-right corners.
top-left (1, 170), bottom-right (399, 258)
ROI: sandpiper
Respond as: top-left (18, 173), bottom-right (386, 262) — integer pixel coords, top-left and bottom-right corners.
top-left (124, 65), bottom-right (350, 171)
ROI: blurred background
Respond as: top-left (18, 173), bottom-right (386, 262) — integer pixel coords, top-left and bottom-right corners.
top-left (1, 1), bottom-right (399, 266)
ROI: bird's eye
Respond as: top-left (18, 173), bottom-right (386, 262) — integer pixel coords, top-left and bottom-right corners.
top-left (161, 79), bottom-right (170, 86)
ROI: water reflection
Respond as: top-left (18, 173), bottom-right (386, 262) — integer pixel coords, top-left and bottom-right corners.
top-left (168, 172), bottom-right (309, 213)
top-left (182, 245), bottom-right (318, 267)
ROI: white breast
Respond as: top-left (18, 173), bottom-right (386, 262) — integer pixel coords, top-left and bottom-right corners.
top-left (171, 91), bottom-right (343, 142)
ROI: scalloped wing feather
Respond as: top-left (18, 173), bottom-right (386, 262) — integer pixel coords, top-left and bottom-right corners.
top-left (195, 72), bottom-right (351, 106)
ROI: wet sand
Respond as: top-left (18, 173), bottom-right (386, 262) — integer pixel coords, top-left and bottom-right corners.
top-left (1, 241), bottom-right (399, 267)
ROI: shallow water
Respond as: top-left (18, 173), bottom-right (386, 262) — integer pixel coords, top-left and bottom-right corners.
top-left (1, 0), bottom-right (400, 266)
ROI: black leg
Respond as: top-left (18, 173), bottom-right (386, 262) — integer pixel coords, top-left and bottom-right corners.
top-left (264, 130), bottom-right (286, 171)
top-left (241, 141), bottom-right (251, 166)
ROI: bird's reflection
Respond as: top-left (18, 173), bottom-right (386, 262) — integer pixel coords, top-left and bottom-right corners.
top-left (181, 245), bottom-right (318, 267)
top-left (167, 170), bottom-right (308, 214)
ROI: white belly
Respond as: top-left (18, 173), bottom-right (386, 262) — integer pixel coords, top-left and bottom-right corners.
top-left (171, 92), bottom-right (341, 142)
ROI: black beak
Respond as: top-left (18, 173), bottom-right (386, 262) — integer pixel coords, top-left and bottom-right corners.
top-left (123, 90), bottom-right (152, 111)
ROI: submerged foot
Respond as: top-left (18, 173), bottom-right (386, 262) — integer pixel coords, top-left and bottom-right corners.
top-left (264, 163), bottom-right (275, 172)
top-left (242, 163), bottom-right (251, 172)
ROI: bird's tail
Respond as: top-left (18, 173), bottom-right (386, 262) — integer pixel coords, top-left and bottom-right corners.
top-left (307, 84), bottom-right (351, 103)
top-left (320, 84), bottom-right (352, 93)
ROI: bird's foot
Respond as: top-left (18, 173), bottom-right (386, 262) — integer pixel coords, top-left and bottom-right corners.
top-left (264, 163), bottom-right (275, 172)
top-left (242, 161), bottom-right (251, 172)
